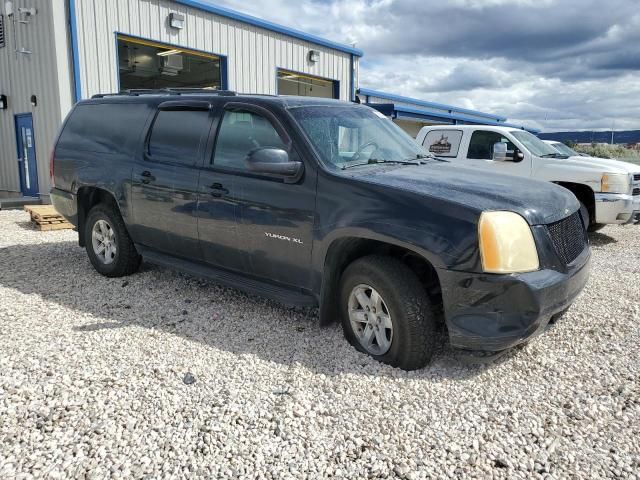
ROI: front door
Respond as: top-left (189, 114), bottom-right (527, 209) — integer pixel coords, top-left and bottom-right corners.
top-left (461, 129), bottom-right (531, 177)
top-left (15, 114), bottom-right (39, 197)
top-left (197, 104), bottom-right (316, 289)
top-left (130, 102), bottom-right (213, 260)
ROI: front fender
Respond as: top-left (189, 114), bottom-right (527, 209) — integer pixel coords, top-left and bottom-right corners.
top-left (534, 161), bottom-right (601, 192)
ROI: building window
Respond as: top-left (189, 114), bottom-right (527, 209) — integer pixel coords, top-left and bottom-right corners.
top-left (117, 35), bottom-right (222, 91)
top-left (277, 69), bottom-right (337, 99)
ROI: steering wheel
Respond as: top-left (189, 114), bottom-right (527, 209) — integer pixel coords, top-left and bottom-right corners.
top-left (351, 140), bottom-right (379, 161)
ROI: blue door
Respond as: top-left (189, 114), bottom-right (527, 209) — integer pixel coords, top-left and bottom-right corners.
top-left (15, 114), bottom-right (39, 197)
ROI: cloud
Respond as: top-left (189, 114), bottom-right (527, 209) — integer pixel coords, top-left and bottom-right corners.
top-left (208, 0), bottom-right (640, 131)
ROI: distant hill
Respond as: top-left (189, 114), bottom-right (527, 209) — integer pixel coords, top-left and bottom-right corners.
top-left (538, 130), bottom-right (640, 144)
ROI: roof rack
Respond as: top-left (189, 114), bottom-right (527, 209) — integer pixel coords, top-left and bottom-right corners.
top-left (91, 88), bottom-right (237, 99)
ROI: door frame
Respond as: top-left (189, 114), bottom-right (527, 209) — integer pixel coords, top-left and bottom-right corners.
top-left (14, 113), bottom-right (40, 197)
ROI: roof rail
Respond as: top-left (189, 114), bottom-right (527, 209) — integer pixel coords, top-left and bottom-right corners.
top-left (91, 88), bottom-right (237, 99)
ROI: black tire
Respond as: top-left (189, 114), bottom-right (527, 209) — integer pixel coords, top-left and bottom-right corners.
top-left (84, 204), bottom-right (141, 277)
top-left (339, 255), bottom-right (436, 370)
top-left (588, 223), bottom-right (606, 233)
top-left (579, 201), bottom-right (591, 231)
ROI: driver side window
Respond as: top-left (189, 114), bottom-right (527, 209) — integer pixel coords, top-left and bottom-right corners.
top-left (468, 131), bottom-right (516, 160)
top-left (213, 110), bottom-right (287, 171)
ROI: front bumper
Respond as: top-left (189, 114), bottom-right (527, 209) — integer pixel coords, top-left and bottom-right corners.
top-left (438, 248), bottom-right (590, 352)
top-left (594, 192), bottom-right (639, 224)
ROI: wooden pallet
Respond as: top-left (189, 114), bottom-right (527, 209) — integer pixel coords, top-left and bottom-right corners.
top-left (24, 205), bottom-right (74, 231)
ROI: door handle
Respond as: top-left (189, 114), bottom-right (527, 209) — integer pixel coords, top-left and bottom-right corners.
top-left (140, 170), bottom-right (156, 184)
top-left (209, 182), bottom-right (229, 197)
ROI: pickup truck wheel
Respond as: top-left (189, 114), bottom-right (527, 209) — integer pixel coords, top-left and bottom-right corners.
top-left (339, 255), bottom-right (436, 370)
top-left (85, 204), bottom-right (141, 277)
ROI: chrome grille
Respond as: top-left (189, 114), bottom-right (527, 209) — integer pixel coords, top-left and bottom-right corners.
top-left (546, 211), bottom-right (587, 265)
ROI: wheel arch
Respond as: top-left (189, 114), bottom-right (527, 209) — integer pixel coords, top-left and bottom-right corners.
top-left (318, 235), bottom-right (443, 326)
top-left (76, 187), bottom-right (120, 247)
top-left (553, 181), bottom-right (595, 224)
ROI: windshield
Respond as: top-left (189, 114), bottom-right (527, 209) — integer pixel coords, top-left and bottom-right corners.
top-left (289, 105), bottom-right (429, 168)
top-left (511, 130), bottom-right (562, 157)
top-left (549, 142), bottom-right (579, 157)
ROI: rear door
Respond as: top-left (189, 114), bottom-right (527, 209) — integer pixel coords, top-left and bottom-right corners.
top-left (197, 102), bottom-right (316, 289)
top-left (130, 101), bottom-right (213, 259)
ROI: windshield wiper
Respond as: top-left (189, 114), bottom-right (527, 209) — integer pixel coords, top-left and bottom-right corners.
top-left (410, 153), bottom-right (448, 163)
top-left (341, 158), bottom-right (419, 170)
top-left (541, 153), bottom-right (569, 159)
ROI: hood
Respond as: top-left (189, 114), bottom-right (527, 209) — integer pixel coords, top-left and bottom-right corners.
top-left (356, 162), bottom-right (579, 225)
top-left (562, 156), bottom-right (640, 174)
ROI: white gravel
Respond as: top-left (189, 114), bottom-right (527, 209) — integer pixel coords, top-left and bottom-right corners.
top-left (0, 209), bottom-right (638, 479)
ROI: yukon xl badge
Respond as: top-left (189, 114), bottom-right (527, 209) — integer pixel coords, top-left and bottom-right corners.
top-left (265, 232), bottom-right (304, 245)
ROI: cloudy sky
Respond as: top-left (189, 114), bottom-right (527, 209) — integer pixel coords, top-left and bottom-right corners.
top-left (212, 0), bottom-right (640, 132)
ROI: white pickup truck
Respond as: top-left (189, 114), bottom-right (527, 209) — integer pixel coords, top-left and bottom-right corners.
top-left (416, 125), bottom-right (640, 231)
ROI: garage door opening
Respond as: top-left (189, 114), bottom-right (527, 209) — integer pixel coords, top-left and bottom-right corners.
top-left (277, 69), bottom-right (338, 99)
top-left (117, 35), bottom-right (224, 91)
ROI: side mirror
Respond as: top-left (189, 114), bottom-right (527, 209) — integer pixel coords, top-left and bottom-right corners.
top-left (492, 142), bottom-right (509, 162)
top-left (246, 147), bottom-right (303, 179)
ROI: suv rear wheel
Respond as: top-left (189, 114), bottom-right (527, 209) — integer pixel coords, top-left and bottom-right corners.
top-left (85, 204), bottom-right (141, 277)
top-left (339, 255), bottom-right (436, 370)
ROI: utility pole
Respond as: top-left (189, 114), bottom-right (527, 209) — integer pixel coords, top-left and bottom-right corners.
top-left (611, 120), bottom-right (615, 145)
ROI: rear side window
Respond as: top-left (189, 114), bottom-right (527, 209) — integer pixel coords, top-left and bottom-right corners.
top-left (57, 103), bottom-right (150, 155)
top-left (148, 110), bottom-right (211, 165)
top-left (213, 110), bottom-right (286, 171)
top-left (422, 129), bottom-right (463, 157)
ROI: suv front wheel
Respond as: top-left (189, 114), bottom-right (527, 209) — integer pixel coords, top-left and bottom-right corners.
top-left (85, 204), bottom-right (141, 277)
top-left (339, 255), bottom-right (436, 370)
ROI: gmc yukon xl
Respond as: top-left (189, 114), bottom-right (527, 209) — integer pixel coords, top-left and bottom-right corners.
top-left (51, 90), bottom-right (590, 370)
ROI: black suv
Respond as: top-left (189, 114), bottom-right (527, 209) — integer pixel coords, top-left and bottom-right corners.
top-left (51, 90), bottom-right (590, 370)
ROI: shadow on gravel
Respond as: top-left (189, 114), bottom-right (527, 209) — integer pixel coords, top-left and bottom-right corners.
top-left (15, 221), bottom-right (38, 231)
top-left (588, 231), bottom-right (617, 247)
top-left (0, 240), bottom-right (508, 380)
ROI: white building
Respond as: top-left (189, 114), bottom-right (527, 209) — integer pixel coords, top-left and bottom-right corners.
top-left (0, 0), bottom-right (361, 201)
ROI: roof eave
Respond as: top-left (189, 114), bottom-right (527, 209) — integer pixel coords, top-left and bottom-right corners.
top-left (173, 0), bottom-right (364, 57)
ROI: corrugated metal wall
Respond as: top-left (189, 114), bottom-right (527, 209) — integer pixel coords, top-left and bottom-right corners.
top-left (0, 0), bottom-right (70, 197)
top-left (0, 0), bottom-right (358, 196)
top-left (74, 0), bottom-right (356, 100)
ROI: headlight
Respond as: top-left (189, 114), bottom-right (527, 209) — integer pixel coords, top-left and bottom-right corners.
top-left (601, 173), bottom-right (631, 194)
top-left (478, 211), bottom-right (539, 274)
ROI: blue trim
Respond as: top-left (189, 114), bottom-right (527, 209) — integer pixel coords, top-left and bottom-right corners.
top-left (174, 0), bottom-right (363, 57)
top-left (358, 87), bottom-right (507, 122)
top-left (391, 105), bottom-right (539, 133)
top-left (220, 56), bottom-right (228, 90)
top-left (349, 54), bottom-right (355, 102)
top-left (68, 0), bottom-right (82, 101)
top-left (114, 33), bottom-right (229, 92)
top-left (276, 68), bottom-right (340, 100)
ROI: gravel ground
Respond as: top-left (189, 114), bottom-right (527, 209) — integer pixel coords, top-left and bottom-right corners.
top-left (0, 209), bottom-right (638, 479)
